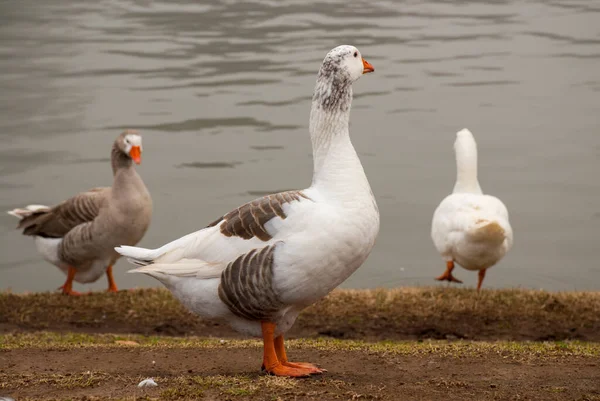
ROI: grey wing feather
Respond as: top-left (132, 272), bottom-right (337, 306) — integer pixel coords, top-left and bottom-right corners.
top-left (17, 187), bottom-right (110, 238)
top-left (58, 221), bottom-right (97, 266)
top-left (218, 243), bottom-right (284, 321)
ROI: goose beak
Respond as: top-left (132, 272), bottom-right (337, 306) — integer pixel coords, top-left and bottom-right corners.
top-left (362, 58), bottom-right (374, 74)
top-left (129, 146), bottom-right (142, 164)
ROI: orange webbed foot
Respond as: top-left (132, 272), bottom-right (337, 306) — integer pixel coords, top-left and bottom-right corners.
top-left (282, 361), bottom-right (326, 374)
top-left (58, 286), bottom-right (83, 296)
top-left (58, 266), bottom-right (82, 296)
top-left (262, 363), bottom-right (315, 377)
top-left (436, 260), bottom-right (463, 284)
top-left (435, 271), bottom-right (463, 283)
top-left (261, 323), bottom-right (324, 378)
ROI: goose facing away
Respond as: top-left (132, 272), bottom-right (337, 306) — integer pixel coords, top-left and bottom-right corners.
top-left (116, 46), bottom-right (379, 377)
top-left (431, 128), bottom-right (513, 290)
top-left (8, 130), bottom-right (152, 295)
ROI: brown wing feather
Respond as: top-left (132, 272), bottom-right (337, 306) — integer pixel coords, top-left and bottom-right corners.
top-left (18, 187), bottom-right (110, 238)
top-left (214, 190), bottom-right (310, 241)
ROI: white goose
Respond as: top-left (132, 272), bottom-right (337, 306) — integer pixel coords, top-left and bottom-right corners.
top-left (116, 45), bottom-right (379, 377)
top-left (431, 128), bottom-right (513, 290)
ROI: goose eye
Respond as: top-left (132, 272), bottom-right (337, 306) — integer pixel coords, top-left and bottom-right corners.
top-left (353, 52), bottom-right (358, 57)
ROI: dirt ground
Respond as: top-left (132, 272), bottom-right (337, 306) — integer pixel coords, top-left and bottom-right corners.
top-left (2, 339), bottom-right (600, 401)
top-left (1, 288), bottom-right (600, 400)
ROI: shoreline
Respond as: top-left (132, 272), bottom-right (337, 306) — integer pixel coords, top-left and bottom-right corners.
top-left (2, 288), bottom-right (600, 400)
top-left (2, 287), bottom-right (599, 341)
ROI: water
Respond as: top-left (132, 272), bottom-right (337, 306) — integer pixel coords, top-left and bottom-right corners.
top-left (0, 0), bottom-right (599, 292)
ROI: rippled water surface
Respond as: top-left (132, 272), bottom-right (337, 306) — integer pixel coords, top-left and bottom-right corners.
top-left (1, 0), bottom-right (599, 292)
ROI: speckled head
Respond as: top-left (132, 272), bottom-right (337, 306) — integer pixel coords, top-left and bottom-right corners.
top-left (319, 45), bottom-right (374, 82)
top-left (314, 45), bottom-right (374, 112)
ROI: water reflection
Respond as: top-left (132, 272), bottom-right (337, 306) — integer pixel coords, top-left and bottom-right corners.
top-left (178, 162), bottom-right (241, 169)
top-left (0, 0), bottom-right (598, 292)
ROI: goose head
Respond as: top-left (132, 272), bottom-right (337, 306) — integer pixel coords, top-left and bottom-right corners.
top-left (318, 45), bottom-right (374, 84)
top-left (313, 45), bottom-right (374, 114)
top-left (116, 130), bottom-right (143, 165)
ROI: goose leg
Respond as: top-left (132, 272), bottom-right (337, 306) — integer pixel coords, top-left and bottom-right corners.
top-left (59, 267), bottom-right (82, 296)
top-left (274, 335), bottom-right (325, 374)
top-left (260, 322), bottom-right (315, 377)
top-left (477, 269), bottom-right (487, 291)
top-left (106, 265), bottom-right (118, 293)
top-left (435, 261), bottom-right (463, 284)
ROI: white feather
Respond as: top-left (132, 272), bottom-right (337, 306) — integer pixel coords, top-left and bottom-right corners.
top-left (128, 259), bottom-right (224, 279)
top-left (7, 204), bottom-right (50, 219)
top-left (432, 128), bottom-right (513, 272)
top-left (116, 45), bottom-right (380, 338)
top-left (137, 378), bottom-right (158, 388)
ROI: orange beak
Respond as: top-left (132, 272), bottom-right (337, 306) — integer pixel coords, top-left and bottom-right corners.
top-left (362, 58), bottom-right (374, 74)
top-left (129, 146), bottom-right (141, 165)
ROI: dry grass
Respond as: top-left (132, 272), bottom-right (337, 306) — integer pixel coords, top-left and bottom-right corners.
top-left (2, 331), bottom-right (600, 359)
top-left (1, 372), bottom-right (365, 401)
top-left (0, 288), bottom-right (189, 331)
top-left (0, 372), bottom-right (112, 390)
top-left (0, 371), bottom-right (299, 398)
top-left (1, 287), bottom-right (600, 341)
top-left (160, 375), bottom-right (299, 398)
top-left (299, 287), bottom-right (600, 339)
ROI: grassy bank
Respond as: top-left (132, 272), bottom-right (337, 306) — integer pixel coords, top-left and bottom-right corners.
top-left (1, 287), bottom-right (599, 341)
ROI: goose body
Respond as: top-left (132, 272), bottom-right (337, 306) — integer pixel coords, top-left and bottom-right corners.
top-left (116, 45), bottom-right (379, 376)
top-left (431, 129), bottom-right (513, 289)
top-left (8, 131), bottom-right (152, 294)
